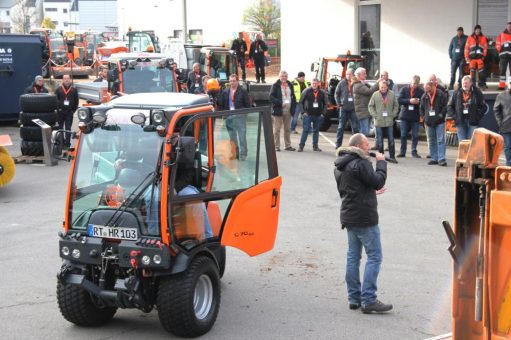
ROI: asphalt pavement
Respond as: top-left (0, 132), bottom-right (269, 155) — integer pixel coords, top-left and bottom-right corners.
top-left (0, 121), bottom-right (462, 339)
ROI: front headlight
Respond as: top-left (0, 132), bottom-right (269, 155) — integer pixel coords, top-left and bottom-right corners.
top-left (72, 249), bottom-right (81, 259)
top-left (61, 246), bottom-right (70, 256)
top-left (141, 255), bottom-right (151, 265)
top-left (153, 254), bottom-right (162, 265)
top-left (77, 108), bottom-right (89, 121)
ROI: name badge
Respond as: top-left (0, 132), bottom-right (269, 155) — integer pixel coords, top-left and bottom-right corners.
top-left (194, 83), bottom-right (199, 87)
top-left (348, 97), bottom-right (353, 102)
top-left (255, 49), bottom-right (259, 53)
top-left (313, 102), bottom-right (319, 108)
top-left (408, 105), bottom-right (414, 111)
top-left (230, 104), bottom-right (235, 111)
top-left (505, 43), bottom-right (509, 48)
top-left (382, 111), bottom-right (388, 117)
top-left (455, 48), bottom-right (460, 53)
top-left (429, 110), bottom-right (436, 116)
top-left (284, 99), bottom-right (290, 105)
top-left (477, 49), bottom-right (482, 54)
top-left (64, 100), bottom-right (69, 106)
top-left (463, 108), bottom-right (469, 114)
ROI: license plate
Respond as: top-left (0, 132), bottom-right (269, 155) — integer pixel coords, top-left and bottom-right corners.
top-left (87, 224), bottom-right (138, 240)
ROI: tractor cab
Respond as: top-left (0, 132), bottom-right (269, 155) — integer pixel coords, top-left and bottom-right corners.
top-left (127, 30), bottom-right (160, 53)
top-left (199, 46), bottom-right (238, 87)
top-left (30, 29), bottom-right (68, 77)
top-left (106, 52), bottom-right (178, 95)
top-left (55, 92), bottom-right (281, 337)
top-left (311, 53), bottom-right (364, 131)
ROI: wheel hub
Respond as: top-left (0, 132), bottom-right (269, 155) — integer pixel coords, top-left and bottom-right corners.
top-left (193, 274), bottom-right (213, 320)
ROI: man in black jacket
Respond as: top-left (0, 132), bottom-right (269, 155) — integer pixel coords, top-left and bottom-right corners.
top-left (448, 27), bottom-right (468, 90)
top-left (397, 75), bottom-right (424, 158)
top-left (249, 33), bottom-right (268, 83)
top-left (55, 74), bottom-right (79, 148)
top-left (24, 75), bottom-right (49, 94)
top-left (493, 79), bottom-right (511, 166)
top-left (334, 133), bottom-right (392, 314)
top-left (299, 78), bottom-right (327, 152)
top-left (269, 70), bottom-right (297, 151)
top-left (447, 75), bottom-right (485, 141)
top-left (186, 63), bottom-right (206, 93)
top-left (420, 81), bottom-right (448, 166)
top-left (218, 74), bottom-right (251, 160)
top-left (231, 32), bottom-right (248, 81)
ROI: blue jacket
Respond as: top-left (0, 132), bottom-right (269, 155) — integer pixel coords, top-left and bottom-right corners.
top-left (398, 85), bottom-right (424, 122)
top-left (334, 79), bottom-right (355, 111)
top-left (449, 34), bottom-right (468, 61)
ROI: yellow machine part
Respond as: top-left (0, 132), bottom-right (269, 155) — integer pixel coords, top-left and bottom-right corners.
top-left (0, 146), bottom-right (15, 187)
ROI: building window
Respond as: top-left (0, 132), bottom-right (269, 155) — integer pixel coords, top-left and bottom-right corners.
top-left (188, 29), bottom-right (203, 44)
top-left (52, 21), bottom-right (58, 25)
top-left (173, 30), bottom-right (183, 40)
top-left (45, 8), bottom-right (57, 12)
top-left (359, 3), bottom-right (381, 79)
top-left (63, 8), bottom-right (68, 14)
top-left (64, 22), bottom-right (68, 27)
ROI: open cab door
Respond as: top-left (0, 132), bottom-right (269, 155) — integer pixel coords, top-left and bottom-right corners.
top-left (167, 106), bottom-right (281, 256)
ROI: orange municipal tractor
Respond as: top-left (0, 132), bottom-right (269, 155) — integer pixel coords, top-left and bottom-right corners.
top-left (437, 128), bottom-right (511, 340)
top-left (55, 92), bottom-right (282, 337)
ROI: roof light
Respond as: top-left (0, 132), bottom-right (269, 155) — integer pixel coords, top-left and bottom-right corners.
top-left (77, 108), bottom-right (89, 121)
top-left (92, 111), bottom-right (107, 124)
top-left (131, 112), bottom-right (146, 125)
top-left (152, 110), bottom-right (164, 124)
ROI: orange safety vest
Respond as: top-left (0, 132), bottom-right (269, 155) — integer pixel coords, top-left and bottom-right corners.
top-left (465, 34), bottom-right (488, 60)
top-left (496, 30), bottom-right (511, 55)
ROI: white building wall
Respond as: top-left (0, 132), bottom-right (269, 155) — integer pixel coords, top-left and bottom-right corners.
top-left (117, 0), bottom-right (254, 45)
top-left (78, 0), bottom-right (117, 32)
top-left (281, 0), bottom-right (497, 84)
top-left (43, 1), bottom-right (71, 32)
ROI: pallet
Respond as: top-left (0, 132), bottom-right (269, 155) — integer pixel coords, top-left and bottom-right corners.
top-left (13, 155), bottom-right (45, 164)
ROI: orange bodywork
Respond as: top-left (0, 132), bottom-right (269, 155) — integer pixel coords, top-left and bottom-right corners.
top-left (449, 128), bottom-right (511, 340)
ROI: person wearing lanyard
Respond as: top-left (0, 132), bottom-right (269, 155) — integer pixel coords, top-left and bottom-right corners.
top-left (55, 74), bottom-right (79, 148)
top-left (335, 68), bottom-right (359, 148)
top-left (496, 22), bottom-right (511, 90)
top-left (420, 81), bottom-right (448, 166)
top-left (218, 74), bottom-right (251, 160)
top-left (447, 75), bottom-right (485, 141)
top-left (269, 70), bottom-right (297, 152)
top-left (368, 80), bottom-right (399, 163)
top-left (24, 75), bottom-right (49, 94)
top-left (448, 27), bottom-right (468, 90)
top-left (397, 75), bottom-right (424, 158)
top-left (298, 78), bottom-right (327, 152)
top-left (464, 25), bottom-right (488, 90)
top-left (249, 33), bottom-right (268, 83)
top-left (186, 63), bottom-right (206, 93)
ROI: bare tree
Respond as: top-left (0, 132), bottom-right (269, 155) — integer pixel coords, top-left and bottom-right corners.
top-left (242, 0), bottom-right (281, 39)
top-left (10, 0), bottom-right (39, 33)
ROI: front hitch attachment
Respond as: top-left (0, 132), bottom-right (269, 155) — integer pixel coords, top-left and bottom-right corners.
top-left (442, 220), bottom-right (460, 265)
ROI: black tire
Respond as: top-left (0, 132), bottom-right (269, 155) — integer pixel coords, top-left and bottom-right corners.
top-left (57, 280), bottom-right (117, 327)
top-left (319, 118), bottom-right (332, 132)
top-left (21, 140), bottom-right (44, 156)
top-left (20, 125), bottom-right (42, 141)
top-left (157, 256), bottom-right (221, 337)
top-left (19, 93), bottom-right (57, 113)
top-left (19, 111), bottom-right (57, 126)
top-left (218, 247), bottom-right (226, 279)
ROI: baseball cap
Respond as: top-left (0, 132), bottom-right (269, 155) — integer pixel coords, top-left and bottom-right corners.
top-left (297, 71), bottom-right (305, 78)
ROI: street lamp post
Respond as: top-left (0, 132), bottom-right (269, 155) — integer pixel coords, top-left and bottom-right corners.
top-left (182, 0), bottom-right (187, 43)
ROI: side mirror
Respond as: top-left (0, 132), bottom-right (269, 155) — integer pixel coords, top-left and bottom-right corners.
top-left (311, 62), bottom-right (319, 72)
top-left (51, 130), bottom-right (64, 158)
top-left (176, 136), bottom-right (196, 166)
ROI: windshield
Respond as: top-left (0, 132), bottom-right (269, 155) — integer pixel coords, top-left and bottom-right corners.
top-left (122, 62), bottom-right (175, 94)
top-left (202, 53), bottom-right (235, 81)
top-left (70, 122), bottom-right (163, 235)
top-left (49, 32), bottom-right (67, 57)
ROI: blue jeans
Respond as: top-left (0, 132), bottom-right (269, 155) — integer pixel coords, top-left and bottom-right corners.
top-left (346, 225), bottom-right (383, 306)
top-left (336, 108), bottom-right (359, 148)
top-left (225, 116), bottom-right (247, 158)
top-left (426, 123), bottom-right (446, 162)
top-left (503, 132), bottom-right (511, 166)
top-left (359, 117), bottom-right (370, 136)
top-left (456, 119), bottom-right (477, 141)
top-left (399, 120), bottom-right (419, 155)
top-left (450, 59), bottom-right (465, 88)
top-left (299, 114), bottom-right (323, 147)
top-left (375, 126), bottom-right (395, 159)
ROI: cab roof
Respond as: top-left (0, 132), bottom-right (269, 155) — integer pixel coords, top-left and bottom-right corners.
top-left (109, 52), bottom-right (167, 62)
top-left (108, 92), bottom-right (210, 109)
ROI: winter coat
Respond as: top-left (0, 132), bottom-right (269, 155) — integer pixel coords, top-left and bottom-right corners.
top-left (269, 79), bottom-right (297, 116)
top-left (217, 86), bottom-right (251, 110)
top-left (24, 82), bottom-right (49, 94)
top-left (420, 88), bottom-right (448, 127)
top-left (55, 84), bottom-right (79, 113)
top-left (447, 85), bottom-right (486, 126)
top-left (249, 39), bottom-right (268, 63)
top-left (352, 77), bottom-right (379, 120)
top-left (334, 78), bottom-right (355, 111)
top-left (300, 87), bottom-right (328, 116)
top-left (465, 33), bottom-right (488, 60)
top-left (398, 85), bottom-right (424, 122)
top-left (449, 34), bottom-right (468, 61)
top-left (334, 146), bottom-right (387, 228)
top-left (368, 90), bottom-right (399, 127)
top-left (494, 91), bottom-right (511, 133)
top-left (186, 70), bottom-right (206, 93)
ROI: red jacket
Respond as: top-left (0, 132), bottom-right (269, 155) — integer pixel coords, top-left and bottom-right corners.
top-left (496, 30), bottom-right (511, 55)
top-left (465, 33), bottom-right (488, 60)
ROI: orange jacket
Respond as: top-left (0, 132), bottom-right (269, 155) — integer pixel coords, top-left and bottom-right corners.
top-left (496, 30), bottom-right (511, 55)
top-left (465, 33), bottom-right (488, 60)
